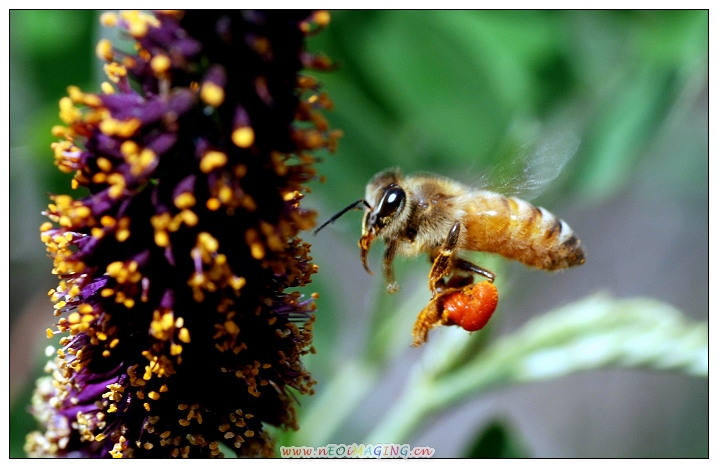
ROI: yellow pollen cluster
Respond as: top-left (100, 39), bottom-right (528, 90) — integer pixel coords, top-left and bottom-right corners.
top-left (103, 63), bottom-right (128, 83)
top-left (151, 202), bottom-right (200, 248)
top-left (99, 116), bottom-right (142, 138)
top-left (149, 308), bottom-right (191, 356)
top-left (120, 10), bottom-right (161, 38)
top-left (188, 233), bottom-right (246, 302)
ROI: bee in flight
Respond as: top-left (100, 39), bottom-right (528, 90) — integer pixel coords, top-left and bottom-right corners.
top-left (314, 133), bottom-right (586, 301)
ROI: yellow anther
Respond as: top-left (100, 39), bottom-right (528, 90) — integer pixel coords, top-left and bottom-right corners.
top-left (218, 185), bottom-right (233, 203)
top-left (101, 81), bottom-right (115, 94)
top-left (198, 232), bottom-right (219, 253)
top-left (199, 151), bottom-right (228, 173)
top-left (106, 261), bottom-right (124, 276)
top-left (232, 127), bottom-right (255, 148)
top-left (154, 231), bottom-right (169, 248)
top-left (75, 205), bottom-right (91, 218)
top-left (174, 193), bottom-right (196, 209)
top-left (120, 140), bottom-right (139, 157)
top-left (150, 55), bottom-right (171, 74)
top-left (97, 157), bottom-right (112, 172)
top-left (181, 210), bottom-right (198, 227)
top-left (313, 10), bottom-right (331, 26)
top-left (250, 242), bottom-right (265, 260)
top-left (200, 82), bottom-right (225, 107)
top-left (206, 197), bottom-right (221, 211)
top-left (224, 320), bottom-right (239, 335)
top-left (99, 12), bottom-right (118, 27)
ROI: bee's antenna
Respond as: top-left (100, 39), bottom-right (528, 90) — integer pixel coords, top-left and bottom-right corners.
top-left (313, 199), bottom-right (371, 235)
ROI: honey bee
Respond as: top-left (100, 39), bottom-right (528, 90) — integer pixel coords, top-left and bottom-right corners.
top-left (314, 133), bottom-right (586, 298)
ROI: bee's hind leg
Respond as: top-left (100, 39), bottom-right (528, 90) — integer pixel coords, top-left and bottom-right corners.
top-left (453, 257), bottom-right (495, 283)
top-left (428, 221), bottom-right (462, 298)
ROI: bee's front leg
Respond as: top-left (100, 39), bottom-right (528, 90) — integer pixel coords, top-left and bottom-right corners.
top-left (428, 221), bottom-right (461, 298)
top-left (384, 241), bottom-right (399, 293)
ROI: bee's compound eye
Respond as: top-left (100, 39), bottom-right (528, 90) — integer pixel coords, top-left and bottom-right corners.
top-left (378, 187), bottom-right (405, 219)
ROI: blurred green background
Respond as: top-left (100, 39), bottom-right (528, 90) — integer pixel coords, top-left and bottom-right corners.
top-left (10, 10), bottom-right (707, 458)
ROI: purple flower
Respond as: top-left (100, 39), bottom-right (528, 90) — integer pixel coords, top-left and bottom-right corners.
top-left (26, 10), bottom-right (340, 458)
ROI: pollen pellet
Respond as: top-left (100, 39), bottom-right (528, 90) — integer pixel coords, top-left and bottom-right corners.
top-left (442, 281), bottom-right (499, 332)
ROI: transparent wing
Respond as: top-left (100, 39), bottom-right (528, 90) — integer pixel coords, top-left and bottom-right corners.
top-left (479, 131), bottom-right (580, 201)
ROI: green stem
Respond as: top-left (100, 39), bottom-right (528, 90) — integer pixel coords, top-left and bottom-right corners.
top-left (295, 360), bottom-right (378, 446)
top-left (364, 379), bottom-right (432, 444)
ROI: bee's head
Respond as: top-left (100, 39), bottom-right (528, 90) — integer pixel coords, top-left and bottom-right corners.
top-left (362, 169), bottom-right (407, 238)
top-left (312, 168), bottom-right (408, 275)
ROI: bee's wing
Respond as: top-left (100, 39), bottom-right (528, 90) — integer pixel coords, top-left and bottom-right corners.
top-left (480, 131), bottom-right (580, 201)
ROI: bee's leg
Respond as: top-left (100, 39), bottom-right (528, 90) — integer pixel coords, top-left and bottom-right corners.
top-left (453, 257), bottom-right (495, 283)
top-left (428, 221), bottom-right (461, 297)
top-left (384, 241), bottom-right (399, 293)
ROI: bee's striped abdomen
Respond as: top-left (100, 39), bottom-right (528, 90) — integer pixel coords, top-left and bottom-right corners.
top-left (463, 192), bottom-right (585, 270)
